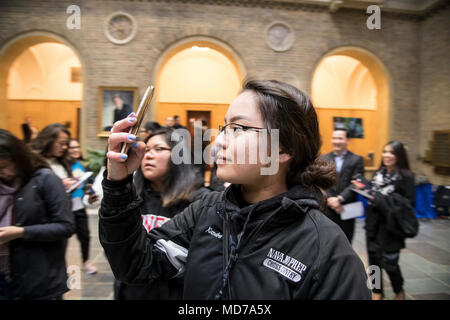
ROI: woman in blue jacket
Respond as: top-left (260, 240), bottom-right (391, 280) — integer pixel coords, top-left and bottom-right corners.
top-left (0, 129), bottom-right (74, 299)
top-left (67, 138), bottom-right (98, 275)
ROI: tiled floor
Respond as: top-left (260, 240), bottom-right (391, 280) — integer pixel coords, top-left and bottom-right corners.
top-left (63, 210), bottom-right (450, 300)
top-left (352, 217), bottom-right (450, 300)
top-left (63, 209), bottom-right (115, 300)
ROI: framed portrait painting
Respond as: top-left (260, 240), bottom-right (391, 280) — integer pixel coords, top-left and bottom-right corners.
top-left (97, 86), bottom-right (138, 136)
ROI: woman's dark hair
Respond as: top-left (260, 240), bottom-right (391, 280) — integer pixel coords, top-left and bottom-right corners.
top-left (30, 123), bottom-right (72, 174)
top-left (0, 129), bottom-right (49, 187)
top-left (379, 140), bottom-right (410, 175)
top-left (144, 121), bottom-right (161, 132)
top-left (134, 127), bottom-right (204, 207)
top-left (31, 123), bottom-right (71, 158)
top-left (242, 79), bottom-right (336, 195)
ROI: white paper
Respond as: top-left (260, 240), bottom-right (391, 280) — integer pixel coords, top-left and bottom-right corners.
top-left (340, 201), bottom-right (364, 220)
top-left (66, 171), bottom-right (93, 193)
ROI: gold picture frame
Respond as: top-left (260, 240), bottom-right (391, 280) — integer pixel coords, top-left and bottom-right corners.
top-left (97, 86), bottom-right (138, 137)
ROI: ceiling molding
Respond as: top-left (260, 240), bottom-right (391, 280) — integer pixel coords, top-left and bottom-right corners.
top-left (105, 0), bottom-right (449, 16)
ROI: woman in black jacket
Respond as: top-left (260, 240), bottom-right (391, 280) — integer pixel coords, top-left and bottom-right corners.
top-left (0, 129), bottom-right (74, 299)
top-left (100, 80), bottom-right (371, 300)
top-left (353, 141), bottom-right (415, 300)
top-left (114, 127), bottom-right (210, 300)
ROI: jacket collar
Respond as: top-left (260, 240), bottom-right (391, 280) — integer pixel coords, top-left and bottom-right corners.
top-left (221, 183), bottom-right (320, 223)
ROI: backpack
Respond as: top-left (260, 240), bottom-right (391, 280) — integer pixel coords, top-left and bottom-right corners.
top-left (385, 193), bottom-right (419, 238)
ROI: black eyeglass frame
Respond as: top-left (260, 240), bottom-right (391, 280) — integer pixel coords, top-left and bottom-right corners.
top-left (144, 146), bottom-right (172, 153)
top-left (218, 122), bottom-right (265, 134)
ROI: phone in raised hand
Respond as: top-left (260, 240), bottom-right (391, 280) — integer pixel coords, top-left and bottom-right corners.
top-left (120, 85), bottom-right (155, 155)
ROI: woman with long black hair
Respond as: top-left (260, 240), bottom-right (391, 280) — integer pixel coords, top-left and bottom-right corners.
top-left (0, 129), bottom-right (74, 299)
top-left (115, 127), bottom-right (209, 299)
top-left (30, 123), bottom-right (77, 192)
top-left (353, 141), bottom-right (416, 300)
top-left (100, 80), bottom-right (371, 299)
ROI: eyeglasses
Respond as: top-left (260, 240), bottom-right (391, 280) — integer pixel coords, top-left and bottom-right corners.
top-left (68, 146), bottom-right (80, 150)
top-left (55, 140), bottom-right (69, 147)
top-left (218, 123), bottom-right (264, 137)
top-left (144, 146), bottom-right (171, 154)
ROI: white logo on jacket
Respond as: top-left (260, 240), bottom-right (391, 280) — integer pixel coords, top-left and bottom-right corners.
top-left (263, 248), bottom-right (307, 283)
top-left (205, 226), bottom-right (223, 239)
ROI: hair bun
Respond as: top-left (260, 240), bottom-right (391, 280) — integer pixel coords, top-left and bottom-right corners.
top-left (296, 158), bottom-right (337, 190)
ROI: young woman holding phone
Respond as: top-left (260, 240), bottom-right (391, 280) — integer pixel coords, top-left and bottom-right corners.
top-left (99, 80), bottom-right (371, 300)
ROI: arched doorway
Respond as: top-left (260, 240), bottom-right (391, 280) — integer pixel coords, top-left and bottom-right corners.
top-left (154, 38), bottom-right (245, 135)
top-left (311, 47), bottom-right (390, 170)
top-left (0, 33), bottom-right (83, 140)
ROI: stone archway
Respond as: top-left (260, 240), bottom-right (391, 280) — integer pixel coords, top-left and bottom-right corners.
top-left (151, 36), bottom-right (246, 131)
top-left (311, 46), bottom-right (391, 170)
top-left (0, 31), bottom-right (84, 140)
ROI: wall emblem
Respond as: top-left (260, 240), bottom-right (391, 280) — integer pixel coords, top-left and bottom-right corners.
top-left (266, 21), bottom-right (295, 52)
top-left (104, 11), bottom-right (137, 45)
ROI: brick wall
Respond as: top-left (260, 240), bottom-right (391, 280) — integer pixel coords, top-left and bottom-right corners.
top-left (0, 0), bottom-right (448, 183)
top-left (417, 5), bottom-right (450, 185)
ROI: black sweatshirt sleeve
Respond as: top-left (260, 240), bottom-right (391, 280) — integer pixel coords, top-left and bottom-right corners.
top-left (339, 156), bottom-right (365, 203)
top-left (99, 175), bottom-right (202, 284)
top-left (22, 170), bottom-right (74, 241)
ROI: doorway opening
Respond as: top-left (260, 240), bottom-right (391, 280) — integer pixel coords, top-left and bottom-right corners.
top-left (1, 36), bottom-right (82, 141)
top-left (311, 47), bottom-right (390, 170)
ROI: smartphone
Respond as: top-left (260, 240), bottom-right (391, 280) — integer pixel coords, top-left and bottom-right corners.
top-left (120, 85), bottom-right (155, 155)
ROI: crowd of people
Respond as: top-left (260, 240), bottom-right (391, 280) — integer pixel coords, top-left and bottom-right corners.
top-left (0, 80), bottom-right (419, 300)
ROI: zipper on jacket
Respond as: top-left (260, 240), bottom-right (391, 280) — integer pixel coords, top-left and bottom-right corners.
top-left (238, 200), bottom-right (307, 255)
top-left (215, 209), bottom-right (231, 300)
top-left (215, 206), bottom-right (258, 299)
top-left (236, 205), bottom-right (284, 254)
top-left (222, 209), bottom-right (229, 275)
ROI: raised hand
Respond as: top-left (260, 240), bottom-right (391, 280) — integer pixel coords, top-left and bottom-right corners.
top-left (106, 113), bottom-right (146, 181)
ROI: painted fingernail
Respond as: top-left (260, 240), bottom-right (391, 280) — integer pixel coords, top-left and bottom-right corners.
top-left (132, 142), bottom-right (139, 148)
top-left (127, 112), bottom-right (135, 117)
top-left (120, 154), bottom-right (128, 160)
top-left (128, 134), bottom-right (136, 140)
top-left (128, 117), bottom-right (136, 122)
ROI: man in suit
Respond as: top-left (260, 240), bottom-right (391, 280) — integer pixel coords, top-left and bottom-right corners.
top-left (322, 129), bottom-right (364, 243)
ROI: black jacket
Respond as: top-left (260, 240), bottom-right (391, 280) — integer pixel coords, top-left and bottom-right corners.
top-left (115, 185), bottom-right (211, 300)
top-left (100, 175), bottom-right (371, 300)
top-left (140, 185), bottom-right (211, 220)
top-left (10, 168), bottom-right (74, 299)
top-left (322, 150), bottom-right (365, 204)
top-left (365, 170), bottom-right (416, 253)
